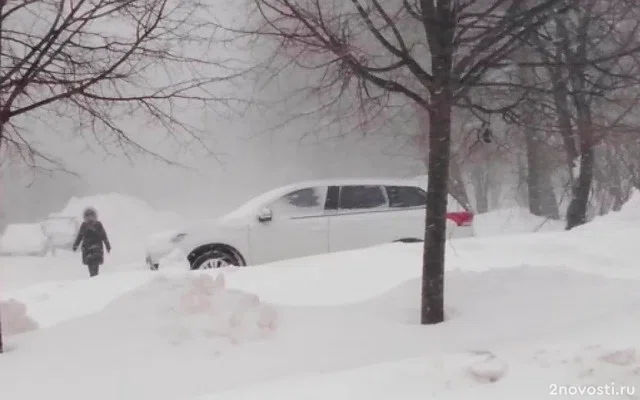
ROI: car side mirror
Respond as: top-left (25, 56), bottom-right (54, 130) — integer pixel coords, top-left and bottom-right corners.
top-left (257, 208), bottom-right (273, 223)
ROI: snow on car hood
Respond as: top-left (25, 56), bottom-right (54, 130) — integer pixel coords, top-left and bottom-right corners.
top-left (146, 216), bottom-right (245, 249)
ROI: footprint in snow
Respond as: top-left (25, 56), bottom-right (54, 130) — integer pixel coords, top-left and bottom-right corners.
top-left (598, 348), bottom-right (637, 366)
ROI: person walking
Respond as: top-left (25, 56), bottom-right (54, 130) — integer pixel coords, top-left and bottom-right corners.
top-left (72, 207), bottom-right (111, 277)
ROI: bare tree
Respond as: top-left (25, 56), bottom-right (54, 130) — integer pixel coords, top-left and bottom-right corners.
top-left (0, 0), bottom-right (242, 352)
top-left (0, 0), bottom-right (243, 169)
top-left (531, 0), bottom-right (640, 229)
top-left (239, 0), bottom-right (571, 324)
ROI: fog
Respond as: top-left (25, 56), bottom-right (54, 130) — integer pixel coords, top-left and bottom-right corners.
top-left (0, 82), bottom-right (423, 226)
top-left (0, 2), bottom-right (428, 228)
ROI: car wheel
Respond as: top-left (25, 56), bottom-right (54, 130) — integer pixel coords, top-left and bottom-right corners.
top-left (191, 248), bottom-right (240, 270)
top-left (394, 238), bottom-right (422, 243)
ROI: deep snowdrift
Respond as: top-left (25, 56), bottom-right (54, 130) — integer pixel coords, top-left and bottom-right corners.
top-left (2, 192), bottom-right (640, 399)
top-left (0, 299), bottom-right (38, 336)
top-left (0, 223), bottom-right (49, 256)
top-left (1, 265), bottom-right (639, 400)
top-left (53, 193), bottom-right (185, 263)
top-left (472, 207), bottom-right (564, 236)
top-left (0, 193), bottom-right (186, 291)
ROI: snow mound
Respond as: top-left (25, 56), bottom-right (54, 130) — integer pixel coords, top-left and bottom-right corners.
top-left (620, 188), bottom-right (640, 215)
top-left (5, 271), bottom-right (154, 328)
top-left (473, 207), bottom-right (563, 237)
top-left (0, 223), bottom-right (48, 256)
top-left (123, 273), bottom-right (277, 347)
top-left (588, 188), bottom-right (640, 228)
top-left (0, 299), bottom-right (38, 336)
top-left (173, 273), bottom-right (277, 345)
top-left (53, 193), bottom-right (185, 262)
top-left (202, 345), bottom-right (640, 400)
top-left (1, 262), bottom-right (639, 399)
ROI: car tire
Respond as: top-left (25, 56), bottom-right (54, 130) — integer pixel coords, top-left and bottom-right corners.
top-left (191, 248), bottom-right (241, 270)
top-left (394, 238), bottom-right (422, 243)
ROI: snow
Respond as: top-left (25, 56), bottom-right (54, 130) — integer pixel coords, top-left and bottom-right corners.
top-left (53, 193), bottom-right (185, 263)
top-left (588, 188), bottom-right (640, 228)
top-left (0, 223), bottom-right (48, 256)
top-left (0, 299), bottom-right (38, 336)
top-left (1, 192), bottom-right (640, 399)
top-left (221, 177), bottom-right (437, 221)
top-left (40, 216), bottom-right (78, 248)
top-left (473, 207), bottom-right (564, 236)
top-left (5, 270), bottom-right (153, 328)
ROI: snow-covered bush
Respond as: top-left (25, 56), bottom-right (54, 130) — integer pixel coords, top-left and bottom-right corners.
top-left (53, 193), bottom-right (185, 262)
top-left (177, 273), bottom-right (277, 344)
top-left (0, 223), bottom-right (49, 256)
top-left (0, 299), bottom-right (39, 335)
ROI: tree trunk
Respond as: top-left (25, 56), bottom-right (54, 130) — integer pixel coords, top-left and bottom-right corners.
top-left (421, 1), bottom-right (455, 325)
top-left (566, 148), bottom-right (594, 229)
top-left (605, 145), bottom-right (626, 212)
top-left (523, 125), bottom-right (560, 219)
top-left (515, 40), bottom-right (559, 219)
top-left (566, 100), bottom-right (595, 230)
top-left (421, 88), bottom-right (452, 325)
top-left (517, 153), bottom-right (529, 207)
top-left (547, 58), bottom-right (579, 172)
top-left (472, 166), bottom-right (489, 213)
top-left (525, 128), bottom-right (543, 215)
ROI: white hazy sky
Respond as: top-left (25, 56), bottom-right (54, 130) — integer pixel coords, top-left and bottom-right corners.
top-left (0, 1), bottom-right (425, 224)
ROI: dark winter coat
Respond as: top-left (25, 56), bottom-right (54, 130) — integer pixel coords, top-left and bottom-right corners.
top-left (72, 220), bottom-right (111, 265)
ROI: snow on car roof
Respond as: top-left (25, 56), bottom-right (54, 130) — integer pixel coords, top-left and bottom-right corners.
top-left (282, 177), bottom-right (425, 189)
top-left (221, 178), bottom-right (427, 220)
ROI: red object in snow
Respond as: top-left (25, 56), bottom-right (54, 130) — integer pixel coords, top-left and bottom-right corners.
top-left (446, 211), bottom-right (474, 226)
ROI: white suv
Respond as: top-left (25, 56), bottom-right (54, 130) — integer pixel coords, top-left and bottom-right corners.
top-left (145, 178), bottom-right (474, 270)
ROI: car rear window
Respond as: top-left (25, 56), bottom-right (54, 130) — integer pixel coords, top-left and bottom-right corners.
top-left (385, 186), bottom-right (427, 208)
top-left (338, 185), bottom-right (387, 210)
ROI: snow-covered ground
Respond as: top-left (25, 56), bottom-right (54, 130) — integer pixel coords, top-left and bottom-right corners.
top-left (473, 207), bottom-right (565, 236)
top-left (1, 193), bottom-right (639, 399)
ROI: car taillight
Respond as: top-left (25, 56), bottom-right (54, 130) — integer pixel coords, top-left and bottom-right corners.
top-left (447, 211), bottom-right (474, 226)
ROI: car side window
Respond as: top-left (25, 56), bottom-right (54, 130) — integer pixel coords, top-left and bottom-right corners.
top-left (338, 185), bottom-right (387, 210)
top-left (270, 187), bottom-right (327, 218)
top-left (386, 186), bottom-right (427, 208)
top-left (325, 186), bottom-right (339, 211)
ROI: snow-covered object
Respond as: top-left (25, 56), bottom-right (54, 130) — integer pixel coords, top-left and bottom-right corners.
top-left (147, 178), bottom-right (475, 268)
top-left (40, 216), bottom-right (79, 249)
top-left (1, 205), bottom-right (640, 399)
top-left (145, 230), bottom-right (184, 265)
top-left (52, 193), bottom-right (185, 263)
top-left (0, 223), bottom-right (49, 256)
top-left (0, 299), bottom-right (38, 336)
top-left (173, 273), bottom-right (277, 344)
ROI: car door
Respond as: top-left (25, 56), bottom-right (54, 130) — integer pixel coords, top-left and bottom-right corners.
top-left (249, 186), bottom-right (330, 264)
top-left (328, 185), bottom-right (397, 253)
top-left (384, 185), bottom-right (427, 240)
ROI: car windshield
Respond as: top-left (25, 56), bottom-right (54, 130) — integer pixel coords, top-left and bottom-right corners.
top-left (219, 185), bottom-right (300, 221)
